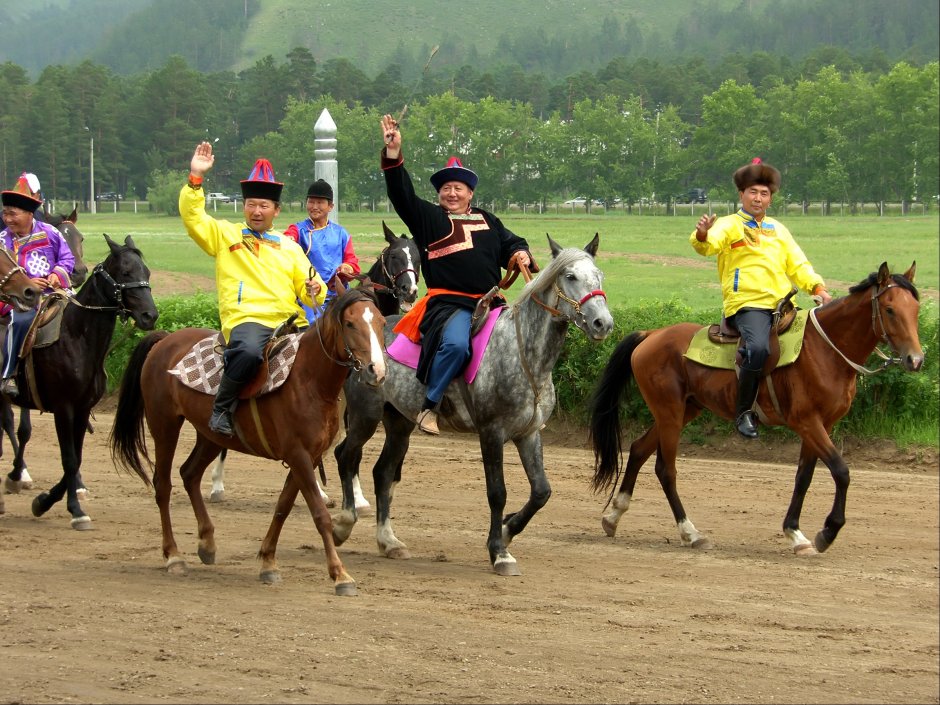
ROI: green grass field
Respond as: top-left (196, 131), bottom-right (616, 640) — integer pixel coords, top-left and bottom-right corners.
top-left (76, 209), bottom-right (940, 316)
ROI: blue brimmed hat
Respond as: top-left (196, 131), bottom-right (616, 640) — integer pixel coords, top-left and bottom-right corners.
top-left (240, 158), bottom-right (283, 202)
top-left (1, 174), bottom-right (42, 212)
top-left (430, 157), bottom-right (478, 191)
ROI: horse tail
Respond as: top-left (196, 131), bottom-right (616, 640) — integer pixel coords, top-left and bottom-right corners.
top-left (588, 331), bottom-right (647, 493)
top-left (109, 330), bottom-right (168, 487)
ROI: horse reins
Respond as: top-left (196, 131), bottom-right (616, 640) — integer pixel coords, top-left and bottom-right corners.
top-left (808, 282), bottom-right (904, 375)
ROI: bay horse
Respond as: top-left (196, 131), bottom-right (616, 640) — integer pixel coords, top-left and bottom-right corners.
top-left (1, 234), bottom-right (158, 527)
top-left (205, 221), bottom-right (420, 509)
top-left (331, 234), bottom-right (613, 576)
top-left (589, 262), bottom-right (923, 556)
top-left (2, 207), bottom-right (88, 494)
top-left (109, 285), bottom-right (386, 596)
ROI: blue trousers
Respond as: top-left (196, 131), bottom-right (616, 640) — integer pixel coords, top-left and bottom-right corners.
top-left (2, 308), bottom-right (37, 378)
top-left (729, 307), bottom-right (773, 373)
top-left (424, 309), bottom-right (472, 406)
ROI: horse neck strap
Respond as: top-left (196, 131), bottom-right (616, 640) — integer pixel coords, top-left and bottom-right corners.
top-left (809, 290), bottom-right (897, 376)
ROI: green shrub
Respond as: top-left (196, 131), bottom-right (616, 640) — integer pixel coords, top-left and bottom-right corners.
top-left (105, 292), bottom-right (220, 391)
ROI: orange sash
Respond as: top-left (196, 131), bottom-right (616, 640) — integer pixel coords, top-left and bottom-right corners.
top-left (392, 288), bottom-right (482, 343)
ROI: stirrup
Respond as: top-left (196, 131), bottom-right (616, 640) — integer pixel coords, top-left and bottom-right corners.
top-left (1, 377), bottom-right (18, 397)
top-left (735, 410), bottom-right (758, 439)
top-left (208, 409), bottom-right (234, 437)
top-left (416, 409), bottom-right (440, 435)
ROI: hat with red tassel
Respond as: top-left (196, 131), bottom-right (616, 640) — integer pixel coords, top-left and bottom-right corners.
top-left (240, 158), bottom-right (283, 202)
top-left (733, 157), bottom-right (781, 194)
top-left (430, 156), bottom-right (478, 191)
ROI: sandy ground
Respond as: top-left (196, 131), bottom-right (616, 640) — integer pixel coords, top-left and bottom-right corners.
top-left (0, 408), bottom-right (937, 704)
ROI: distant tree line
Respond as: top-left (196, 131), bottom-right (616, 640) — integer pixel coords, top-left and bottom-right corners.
top-left (0, 50), bottom-right (935, 211)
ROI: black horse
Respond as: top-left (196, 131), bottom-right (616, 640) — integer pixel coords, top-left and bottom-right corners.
top-left (2, 208), bottom-right (88, 493)
top-left (2, 234), bottom-right (158, 528)
top-left (206, 221), bottom-right (421, 505)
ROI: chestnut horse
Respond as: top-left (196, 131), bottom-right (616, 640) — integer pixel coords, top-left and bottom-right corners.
top-left (589, 262), bottom-right (923, 556)
top-left (109, 286), bottom-right (386, 596)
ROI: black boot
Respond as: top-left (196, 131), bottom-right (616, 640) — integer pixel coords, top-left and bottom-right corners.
top-left (734, 369), bottom-right (761, 439)
top-left (208, 374), bottom-right (242, 437)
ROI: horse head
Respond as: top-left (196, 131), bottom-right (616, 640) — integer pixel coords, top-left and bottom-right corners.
top-left (0, 247), bottom-right (39, 311)
top-left (91, 234), bottom-right (159, 330)
top-left (872, 261), bottom-right (923, 372)
top-left (319, 284), bottom-right (387, 387)
top-left (379, 221), bottom-right (420, 311)
top-left (519, 233), bottom-right (613, 341)
top-left (46, 208), bottom-right (88, 288)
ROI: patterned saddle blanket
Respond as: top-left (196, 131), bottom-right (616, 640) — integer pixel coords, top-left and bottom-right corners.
top-left (168, 332), bottom-right (302, 397)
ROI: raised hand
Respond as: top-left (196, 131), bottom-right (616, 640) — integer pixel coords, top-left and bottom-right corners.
top-left (190, 141), bottom-right (215, 177)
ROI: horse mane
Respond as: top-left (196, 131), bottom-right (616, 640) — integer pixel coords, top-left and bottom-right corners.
top-left (514, 248), bottom-right (591, 305)
top-left (848, 271), bottom-right (919, 301)
top-left (323, 284), bottom-right (379, 324)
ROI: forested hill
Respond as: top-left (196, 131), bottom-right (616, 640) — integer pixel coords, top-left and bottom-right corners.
top-left (1, 0), bottom-right (937, 78)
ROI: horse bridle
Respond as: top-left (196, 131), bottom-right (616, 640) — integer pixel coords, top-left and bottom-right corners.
top-left (64, 261), bottom-right (152, 321)
top-left (314, 293), bottom-right (380, 374)
top-left (379, 246), bottom-right (418, 301)
top-left (809, 280), bottom-right (906, 376)
top-left (0, 247), bottom-right (27, 302)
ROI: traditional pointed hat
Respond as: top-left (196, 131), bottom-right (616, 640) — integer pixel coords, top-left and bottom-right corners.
top-left (1, 174), bottom-right (42, 212)
top-left (430, 157), bottom-right (478, 191)
top-left (240, 158), bottom-right (283, 202)
top-left (733, 158), bottom-right (781, 194)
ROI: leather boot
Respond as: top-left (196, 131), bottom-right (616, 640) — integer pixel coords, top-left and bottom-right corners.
top-left (208, 374), bottom-right (242, 437)
top-left (734, 369), bottom-right (761, 439)
top-left (416, 408), bottom-right (440, 435)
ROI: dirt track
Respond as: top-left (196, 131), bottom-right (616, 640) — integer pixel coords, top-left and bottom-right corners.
top-left (0, 410), bottom-right (937, 704)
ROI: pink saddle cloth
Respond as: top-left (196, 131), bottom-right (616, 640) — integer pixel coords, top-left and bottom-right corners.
top-left (386, 308), bottom-right (503, 384)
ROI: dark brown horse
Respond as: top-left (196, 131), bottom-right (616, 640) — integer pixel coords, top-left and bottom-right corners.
top-left (589, 262), bottom-right (923, 556)
top-left (109, 286), bottom-right (387, 596)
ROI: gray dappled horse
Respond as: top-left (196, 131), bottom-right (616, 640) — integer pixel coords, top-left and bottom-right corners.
top-left (333, 234), bottom-right (614, 576)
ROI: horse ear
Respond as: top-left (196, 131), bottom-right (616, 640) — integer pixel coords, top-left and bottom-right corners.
top-left (124, 235), bottom-right (137, 250)
top-left (104, 233), bottom-right (119, 252)
top-left (382, 220), bottom-right (397, 245)
top-left (904, 261), bottom-right (916, 283)
top-left (67, 207), bottom-right (78, 223)
top-left (584, 233), bottom-right (600, 258)
top-left (546, 233), bottom-right (562, 258)
top-left (877, 261), bottom-right (890, 286)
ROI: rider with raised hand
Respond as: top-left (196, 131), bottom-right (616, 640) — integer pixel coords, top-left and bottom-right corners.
top-left (283, 178), bottom-right (360, 323)
top-left (690, 158), bottom-right (832, 440)
top-left (379, 113), bottom-right (536, 435)
top-left (0, 174), bottom-right (75, 397)
top-left (180, 141), bottom-right (326, 437)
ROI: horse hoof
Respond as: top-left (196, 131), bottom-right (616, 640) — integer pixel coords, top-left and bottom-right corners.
top-left (4, 476), bottom-right (21, 494)
top-left (601, 516), bottom-right (618, 537)
top-left (494, 559), bottom-right (522, 577)
top-left (31, 493), bottom-right (49, 517)
top-left (70, 515), bottom-right (93, 531)
top-left (385, 547), bottom-right (411, 560)
top-left (323, 497), bottom-right (336, 509)
top-left (208, 490), bottom-right (225, 503)
top-left (334, 581), bottom-right (358, 597)
top-left (197, 546), bottom-right (216, 565)
top-left (690, 537), bottom-right (713, 550)
top-left (813, 531), bottom-right (831, 554)
top-left (260, 570), bottom-right (282, 585)
top-left (793, 542), bottom-right (818, 556)
top-left (166, 557), bottom-right (188, 575)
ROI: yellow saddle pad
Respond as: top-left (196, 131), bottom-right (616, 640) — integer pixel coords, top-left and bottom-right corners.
top-left (684, 309), bottom-right (809, 370)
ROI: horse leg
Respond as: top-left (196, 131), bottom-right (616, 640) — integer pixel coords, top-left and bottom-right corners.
top-left (371, 407), bottom-right (413, 559)
top-left (4, 406), bottom-right (31, 494)
top-left (477, 429), bottom-right (520, 576)
top-left (600, 425), bottom-right (658, 538)
top-left (332, 394), bottom-right (383, 544)
top-left (258, 471), bottom-right (299, 584)
top-left (149, 416), bottom-right (187, 574)
top-left (31, 409), bottom-right (91, 530)
top-left (179, 436), bottom-right (224, 565)
top-left (209, 448), bottom-right (227, 502)
top-left (791, 426), bottom-right (849, 554)
top-left (781, 444), bottom-right (820, 555)
top-left (502, 431), bottom-right (551, 550)
top-left (272, 456), bottom-right (356, 596)
top-left (351, 474), bottom-right (371, 513)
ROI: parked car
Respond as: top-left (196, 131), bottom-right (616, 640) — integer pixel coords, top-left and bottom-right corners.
top-left (206, 192), bottom-right (231, 203)
top-left (674, 188), bottom-right (707, 204)
top-left (96, 191), bottom-right (123, 201)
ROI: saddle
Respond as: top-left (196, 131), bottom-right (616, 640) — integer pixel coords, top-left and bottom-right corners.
top-left (705, 289), bottom-right (799, 375)
top-left (235, 313), bottom-right (303, 399)
top-left (22, 291), bottom-right (70, 355)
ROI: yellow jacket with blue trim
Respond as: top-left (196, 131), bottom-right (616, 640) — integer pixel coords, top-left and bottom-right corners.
top-left (179, 184), bottom-right (327, 341)
top-left (690, 209), bottom-right (825, 317)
